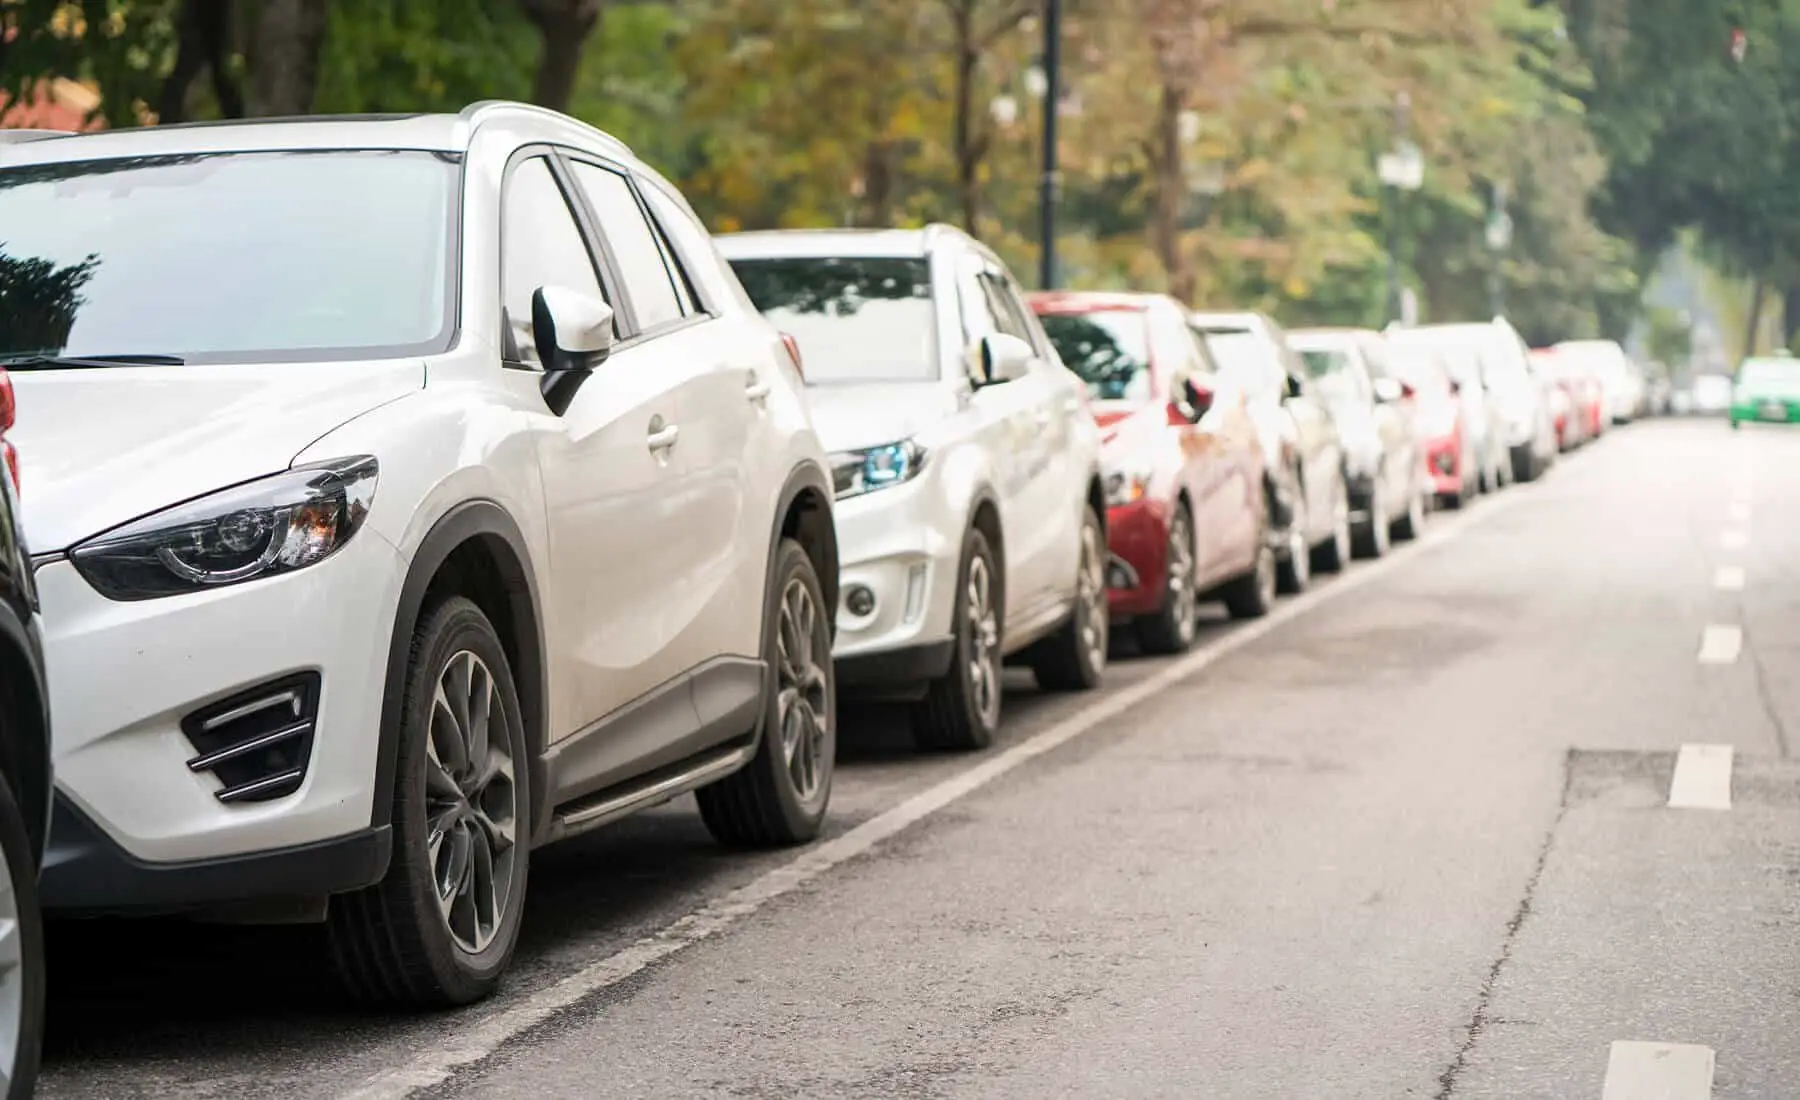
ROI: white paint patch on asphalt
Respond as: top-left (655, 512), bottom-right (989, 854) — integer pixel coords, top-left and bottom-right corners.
top-left (1667, 744), bottom-right (1734, 811)
top-left (339, 491), bottom-right (1536, 1100)
top-left (1719, 530), bottom-right (1749, 551)
top-left (1697, 625), bottom-right (1743, 665)
top-left (1713, 566), bottom-right (1746, 592)
top-left (1601, 1040), bottom-right (1716, 1100)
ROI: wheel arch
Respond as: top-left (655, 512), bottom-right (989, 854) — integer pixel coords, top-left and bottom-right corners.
top-left (771, 462), bottom-right (839, 641)
top-left (0, 613), bottom-right (50, 867)
top-left (966, 487), bottom-right (1005, 620)
top-left (374, 500), bottom-right (548, 838)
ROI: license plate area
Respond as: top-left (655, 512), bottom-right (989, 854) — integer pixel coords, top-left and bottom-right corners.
top-left (1760, 401), bottom-right (1788, 421)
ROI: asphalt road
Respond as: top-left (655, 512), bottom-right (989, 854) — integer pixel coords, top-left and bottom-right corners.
top-left (38, 417), bottom-right (1800, 1100)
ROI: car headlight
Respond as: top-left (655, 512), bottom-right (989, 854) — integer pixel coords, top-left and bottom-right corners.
top-left (829, 440), bottom-right (924, 500)
top-left (70, 456), bottom-right (379, 601)
top-left (1104, 468), bottom-right (1152, 506)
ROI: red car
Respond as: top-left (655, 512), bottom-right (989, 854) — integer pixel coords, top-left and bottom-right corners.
top-left (1385, 343), bottom-right (1475, 508)
top-left (1030, 291), bottom-right (1274, 653)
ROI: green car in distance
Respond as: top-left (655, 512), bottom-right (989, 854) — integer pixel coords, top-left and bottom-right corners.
top-left (1729, 354), bottom-right (1800, 428)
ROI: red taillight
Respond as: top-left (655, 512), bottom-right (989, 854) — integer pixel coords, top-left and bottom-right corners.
top-left (0, 371), bottom-right (17, 495)
top-left (780, 333), bottom-right (804, 380)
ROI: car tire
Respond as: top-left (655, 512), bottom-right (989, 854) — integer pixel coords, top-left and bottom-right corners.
top-left (1222, 539), bottom-right (1277, 620)
top-left (1393, 487), bottom-right (1426, 541)
top-left (1311, 480), bottom-right (1352, 574)
top-left (1730, 418), bottom-right (1741, 431)
top-left (329, 596), bottom-right (531, 1008)
top-left (1276, 464), bottom-right (1310, 595)
top-left (1352, 482), bottom-right (1390, 560)
top-left (1030, 506), bottom-right (1108, 692)
top-left (0, 768), bottom-right (43, 1100)
top-left (911, 528), bottom-right (1002, 751)
top-left (699, 538), bottom-right (835, 845)
top-left (1135, 500), bottom-right (1199, 655)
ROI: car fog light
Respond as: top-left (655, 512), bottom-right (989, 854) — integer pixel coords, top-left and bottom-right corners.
top-left (845, 584), bottom-right (876, 618)
top-left (902, 564), bottom-right (927, 624)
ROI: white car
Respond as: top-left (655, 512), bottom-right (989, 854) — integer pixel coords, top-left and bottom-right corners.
top-left (716, 227), bottom-right (1108, 751)
top-left (1, 104), bottom-right (841, 1006)
top-left (1557, 338), bottom-right (1643, 425)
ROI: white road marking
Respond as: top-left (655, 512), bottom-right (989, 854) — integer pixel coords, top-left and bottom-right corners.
top-left (1601, 1040), bottom-right (1715, 1099)
top-left (340, 492), bottom-right (1533, 1100)
top-left (1697, 625), bottom-right (1743, 665)
top-left (1668, 744), bottom-right (1734, 810)
top-left (1713, 566), bottom-right (1746, 591)
top-left (1720, 530), bottom-right (1749, 551)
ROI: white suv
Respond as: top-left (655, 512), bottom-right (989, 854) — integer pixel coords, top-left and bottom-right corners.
top-left (715, 227), bottom-right (1108, 751)
top-left (0, 104), bottom-right (840, 1006)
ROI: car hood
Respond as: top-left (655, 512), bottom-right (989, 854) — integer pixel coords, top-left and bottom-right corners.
top-left (9, 360), bottom-right (425, 552)
top-left (802, 382), bottom-right (960, 454)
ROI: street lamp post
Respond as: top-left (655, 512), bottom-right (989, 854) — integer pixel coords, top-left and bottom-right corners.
top-left (1485, 181), bottom-right (1512, 319)
top-left (1038, 0), bottom-right (1061, 290)
top-left (1376, 92), bottom-right (1422, 324)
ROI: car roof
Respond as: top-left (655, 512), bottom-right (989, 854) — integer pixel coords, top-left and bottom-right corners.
top-left (1288, 326), bottom-right (1375, 346)
top-left (0, 101), bottom-right (635, 167)
top-left (713, 225), bottom-right (978, 262)
top-left (1026, 289), bottom-right (1161, 313)
top-left (1190, 309), bottom-right (1274, 330)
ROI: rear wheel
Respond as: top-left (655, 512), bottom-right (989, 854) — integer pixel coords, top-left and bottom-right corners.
top-left (1135, 501), bottom-right (1198, 655)
top-left (1276, 465), bottom-right (1310, 595)
top-left (1030, 507), bottom-right (1108, 692)
top-left (1311, 480), bottom-right (1352, 574)
top-left (329, 597), bottom-right (530, 1007)
top-left (1394, 487), bottom-right (1426, 541)
top-left (1352, 482), bottom-right (1391, 559)
top-left (911, 528), bottom-right (1002, 751)
top-left (1222, 541), bottom-right (1277, 620)
top-left (0, 766), bottom-right (43, 1100)
top-left (700, 538), bottom-right (835, 845)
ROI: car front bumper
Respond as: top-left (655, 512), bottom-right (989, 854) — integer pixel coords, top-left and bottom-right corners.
top-left (1731, 398), bottom-right (1800, 423)
top-left (36, 529), bottom-right (405, 910)
top-left (1104, 497), bottom-right (1171, 620)
top-left (1423, 435), bottom-right (1465, 497)
top-left (828, 477), bottom-right (962, 687)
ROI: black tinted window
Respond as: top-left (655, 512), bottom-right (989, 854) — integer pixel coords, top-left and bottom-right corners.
top-left (1038, 311), bottom-right (1154, 402)
top-left (0, 150), bottom-right (456, 363)
top-left (730, 256), bottom-right (938, 384)
top-left (502, 157), bottom-right (606, 364)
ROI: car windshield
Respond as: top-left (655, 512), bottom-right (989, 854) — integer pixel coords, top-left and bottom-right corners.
top-left (728, 256), bottom-right (938, 384)
top-left (1738, 358), bottom-right (1800, 390)
top-left (1392, 331), bottom-right (1483, 391)
top-left (1036, 310), bottom-right (1154, 402)
top-left (1200, 328), bottom-right (1282, 397)
top-left (1296, 346), bottom-right (1364, 403)
top-left (0, 150), bottom-right (457, 364)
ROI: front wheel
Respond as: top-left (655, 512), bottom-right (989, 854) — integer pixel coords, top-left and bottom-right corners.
top-left (699, 538), bottom-right (835, 845)
top-left (1393, 487), bottom-right (1426, 541)
top-left (329, 596), bottom-right (531, 1007)
top-left (0, 769), bottom-right (43, 1100)
top-left (1352, 481), bottom-right (1390, 560)
top-left (912, 528), bottom-right (1002, 751)
top-left (1135, 500), bottom-right (1199, 655)
top-left (1030, 507), bottom-right (1108, 692)
top-left (1311, 480), bottom-right (1352, 574)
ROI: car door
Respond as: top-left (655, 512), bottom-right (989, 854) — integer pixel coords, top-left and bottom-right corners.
top-left (1271, 327), bottom-right (1341, 539)
top-left (513, 152), bottom-right (707, 747)
top-left (1155, 309), bottom-right (1234, 584)
top-left (562, 158), bottom-right (768, 713)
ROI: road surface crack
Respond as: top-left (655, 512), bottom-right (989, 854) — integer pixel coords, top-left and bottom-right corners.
top-left (1433, 750), bottom-right (1573, 1100)
top-left (1742, 623), bottom-right (1792, 758)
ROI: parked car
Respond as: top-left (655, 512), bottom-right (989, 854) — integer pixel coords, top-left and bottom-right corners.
top-left (1557, 339), bottom-right (1643, 425)
top-left (0, 369), bottom-right (48, 1097)
top-left (2, 105), bottom-right (844, 1007)
top-left (1388, 326), bottom-right (1509, 494)
top-left (1189, 311), bottom-right (1349, 593)
top-left (1384, 342), bottom-right (1475, 509)
top-left (1029, 291), bottom-right (1274, 648)
top-left (1691, 373), bottom-right (1734, 416)
top-left (1288, 328), bottom-right (1427, 556)
top-left (1391, 318), bottom-right (1556, 484)
top-left (719, 226), bottom-right (1108, 751)
top-left (1529, 348), bottom-right (1586, 451)
top-left (1729, 354), bottom-right (1800, 428)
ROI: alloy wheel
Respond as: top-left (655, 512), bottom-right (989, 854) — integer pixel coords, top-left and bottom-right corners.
top-left (0, 827), bottom-right (21, 1092)
top-left (1256, 546), bottom-right (1279, 608)
top-left (1077, 521), bottom-right (1108, 669)
top-left (775, 577), bottom-right (832, 810)
top-left (964, 555), bottom-right (1002, 731)
top-left (1167, 509), bottom-right (1198, 644)
top-left (425, 650), bottom-right (519, 957)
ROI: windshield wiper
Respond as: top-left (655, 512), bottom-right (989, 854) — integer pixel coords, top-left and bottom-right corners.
top-left (0, 353), bottom-right (186, 369)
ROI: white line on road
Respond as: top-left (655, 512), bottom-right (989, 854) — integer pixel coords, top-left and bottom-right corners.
top-left (1601, 1040), bottom-right (1715, 1099)
top-left (1713, 566), bottom-right (1746, 591)
top-left (1668, 744), bottom-right (1734, 811)
top-left (340, 492), bottom-right (1533, 1100)
top-left (1697, 625), bottom-right (1743, 665)
top-left (1720, 530), bottom-right (1749, 551)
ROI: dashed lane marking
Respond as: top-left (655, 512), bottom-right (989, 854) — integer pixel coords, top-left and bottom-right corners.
top-left (1697, 625), bottom-right (1743, 665)
top-left (1601, 1040), bottom-right (1715, 1100)
top-left (1720, 530), bottom-right (1749, 551)
top-left (1667, 743), bottom-right (1734, 811)
top-left (1713, 566), bottom-right (1746, 592)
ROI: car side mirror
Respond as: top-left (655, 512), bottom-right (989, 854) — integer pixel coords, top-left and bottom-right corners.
top-left (1171, 378), bottom-right (1214, 425)
top-left (1284, 373), bottom-right (1306, 401)
top-left (534, 285), bottom-right (615, 415)
top-left (1371, 377), bottom-right (1405, 403)
top-left (970, 332), bottom-right (1033, 387)
top-left (1448, 378), bottom-right (1463, 396)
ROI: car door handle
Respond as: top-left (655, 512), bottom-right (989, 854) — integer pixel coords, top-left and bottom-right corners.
top-left (745, 376), bottom-right (772, 403)
top-left (647, 422), bottom-right (680, 452)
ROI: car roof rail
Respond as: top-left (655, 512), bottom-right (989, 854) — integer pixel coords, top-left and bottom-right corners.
top-left (0, 129), bottom-right (78, 144)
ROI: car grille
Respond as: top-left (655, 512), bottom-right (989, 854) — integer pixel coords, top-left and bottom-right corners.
top-left (182, 673), bottom-right (321, 804)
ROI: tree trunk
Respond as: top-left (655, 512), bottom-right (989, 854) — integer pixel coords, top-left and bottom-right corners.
top-left (246, 0), bottom-right (328, 117)
top-left (1744, 278), bottom-right (1766, 360)
top-left (951, 2), bottom-right (981, 234)
top-left (1151, 83), bottom-right (1188, 300)
top-left (1783, 285), bottom-right (1800, 351)
top-left (524, 0), bottom-right (604, 113)
top-left (158, 0), bottom-right (242, 123)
